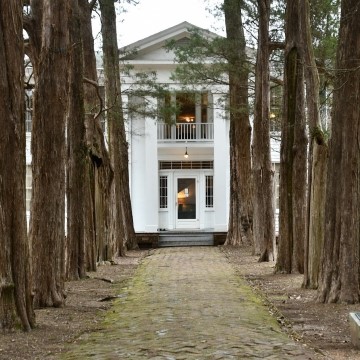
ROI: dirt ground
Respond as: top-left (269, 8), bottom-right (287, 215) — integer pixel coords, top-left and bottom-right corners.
top-left (1, 246), bottom-right (359, 360)
top-left (222, 246), bottom-right (360, 360)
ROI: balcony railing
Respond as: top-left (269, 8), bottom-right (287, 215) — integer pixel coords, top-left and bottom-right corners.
top-left (157, 123), bottom-right (214, 142)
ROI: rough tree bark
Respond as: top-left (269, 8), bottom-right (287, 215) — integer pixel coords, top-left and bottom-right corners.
top-left (223, 0), bottom-right (253, 246)
top-left (317, 0), bottom-right (360, 304)
top-left (99, 0), bottom-right (137, 253)
top-left (275, 0), bottom-right (307, 274)
top-left (0, 0), bottom-right (35, 331)
top-left (30, 0), bottom-right (68, 307)
top-left (79, 0), bottom-right (113, 268)
top-left (301, 0), bottom-right (328, 289)
top-left (253, 0), bottom-right (275, 261)
top-left (66, 0), bottom-right (87, 280)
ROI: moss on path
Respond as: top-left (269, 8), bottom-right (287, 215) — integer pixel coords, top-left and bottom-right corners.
top-left (59, 247), bottom-right (319, 359)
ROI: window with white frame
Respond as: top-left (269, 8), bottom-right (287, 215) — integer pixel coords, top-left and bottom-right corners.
top-left (159, 176), bottom-right (168, 209)
top-left (205, 175), bottom-right (213, 208)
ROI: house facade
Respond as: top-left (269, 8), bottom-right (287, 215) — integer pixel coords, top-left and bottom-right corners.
top-left (120, 22), bottom-right (280, 235)
top-left (119, 22), bottom-right (230, 235)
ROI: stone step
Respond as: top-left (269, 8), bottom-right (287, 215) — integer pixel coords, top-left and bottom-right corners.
top-left (158, 239), bottom-right (214, 247)
top-left (158, 232), bottom-right (214, 247)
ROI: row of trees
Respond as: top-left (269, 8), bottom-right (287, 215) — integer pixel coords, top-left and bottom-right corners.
top-left (170, 0), bottom-right (359, 303)
top-left (0, 0), bottom-right (137, 330)
top-left (226, 0), bottom-right (359, 303)
top-left (269, 0), bottom-right (360, 304)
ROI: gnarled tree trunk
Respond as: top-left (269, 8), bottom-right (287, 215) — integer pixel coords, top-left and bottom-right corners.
top-left (253, 0), bottom-right (275, 261)
top-left (99, 0), bottom-right (137, 253)
top-left (223, 0), bottom-right (253, 246)
top-left (275, 0), bottom-right (307, 274)
top-left (0, 0), bottom-right (35, 331)
top-left (317, 0), bottom-right (360, 304)
top-left (301, 0), bottom-right (327, 289)
top-left (79, 0), bottom-right (113, 268)
top-left (66, 0), bottom-right (87, 280)
top-left (30, 0), bottom-right (68, 307)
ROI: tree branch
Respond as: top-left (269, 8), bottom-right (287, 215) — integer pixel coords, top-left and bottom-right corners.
top-left (270, 76), bottom-right (284, 87)
top-left (83, 76), bottom-right (104, 119)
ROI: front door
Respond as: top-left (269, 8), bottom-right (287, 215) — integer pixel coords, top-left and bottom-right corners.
top-left (176, 177), bottom-right (199, 229)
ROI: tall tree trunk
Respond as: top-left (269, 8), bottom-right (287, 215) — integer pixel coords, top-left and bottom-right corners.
top-left (30, 0), bottom-right (68, 307)
top-left (223, 0), bottom-right (253, 246)
top-left (99, 0), bottom-right (137, 253)
top-left (275, 0), bottom-right (307, 274)
top-left (79, 0), bottom-right (113, 268)
top-left (253, 0), bottom-right (275, 261)
top-left (0, 0), bottom-right (35, 331)
top-left (302, 0), bottom-right (328, 289)
top-left (317, 0), bottom-right (360, 304)
top-left (66, 0), bottom-right (87, 280)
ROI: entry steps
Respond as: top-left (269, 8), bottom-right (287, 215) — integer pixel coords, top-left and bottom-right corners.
top-left (158, 231), bottom-right (214, 247)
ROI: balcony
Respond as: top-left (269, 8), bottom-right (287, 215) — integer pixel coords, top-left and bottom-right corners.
top-left (157, 122), bottom-right (214, 142)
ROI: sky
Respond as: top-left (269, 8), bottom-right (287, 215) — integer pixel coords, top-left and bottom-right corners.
top-left (115, 0), bottom-right (224, 47)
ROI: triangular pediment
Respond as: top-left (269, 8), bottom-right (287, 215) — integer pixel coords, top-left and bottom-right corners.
top-left (119, 21), bottom-right (220, 62)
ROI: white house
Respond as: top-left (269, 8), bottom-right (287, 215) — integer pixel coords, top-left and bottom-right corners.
top-left (119, 22), bottom-right (280, 244)
top-left (118, 22), bottom-right (230, 240)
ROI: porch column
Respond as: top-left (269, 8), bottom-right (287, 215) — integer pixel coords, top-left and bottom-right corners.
top-left (144, 96), bottom-right (159, 232)
top-left (213, 94), bottom-right (229, 232)
top-left (122, 94), bottom-right (131, 194)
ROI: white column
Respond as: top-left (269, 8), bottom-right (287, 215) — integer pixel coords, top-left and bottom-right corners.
top-left (144, 97), bottom-right (159, 232)
top-left (130, 105), bottom-right (146, 232)
top-left (123, 95), bottom-right (131, 194)
top-left (213, 94), bottom-right (229, 232)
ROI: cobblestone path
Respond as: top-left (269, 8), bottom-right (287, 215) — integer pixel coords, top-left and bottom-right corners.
top-left (60, 247), bottom-right (320, 359)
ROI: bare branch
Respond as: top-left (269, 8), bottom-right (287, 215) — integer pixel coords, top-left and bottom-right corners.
top-left (270, 76), bottom-right (283, 87)
top-left (83, 76), bottom-right (104, 119)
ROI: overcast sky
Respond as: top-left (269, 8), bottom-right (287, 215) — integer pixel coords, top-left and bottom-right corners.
top-left (93, 0), bottom-right (225, 47)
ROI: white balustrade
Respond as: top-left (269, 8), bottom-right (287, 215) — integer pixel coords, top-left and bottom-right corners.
top-left (157, 122), bottom-right (214, 141)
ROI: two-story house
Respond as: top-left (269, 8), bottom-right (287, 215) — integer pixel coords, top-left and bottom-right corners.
top-left (119, 22), bottom-right (230, 245)
top-left (120, 22), bottom-right (281, 246)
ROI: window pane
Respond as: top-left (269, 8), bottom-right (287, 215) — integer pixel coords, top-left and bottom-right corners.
top-left (159, 176), bottom-right (168, 209)
top-left (201, 92), bottom-right (208, 123)
top-left (176, 92), bottom-right (195, 123)
top-left (205, 175), bottom-right (213, 208)
top-left (177, 178), bottom-right (196, 219)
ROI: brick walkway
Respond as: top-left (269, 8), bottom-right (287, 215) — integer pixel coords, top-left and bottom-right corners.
top-left (60, 247), bottom-right (321, 359)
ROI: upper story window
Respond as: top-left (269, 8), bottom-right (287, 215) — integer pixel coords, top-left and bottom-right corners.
top-left (158, 91), bottom-right (212, 124)
top-left (157, 91), bottom-right (214, 141)
top-left (176, 92), bottom-right (196, 123)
